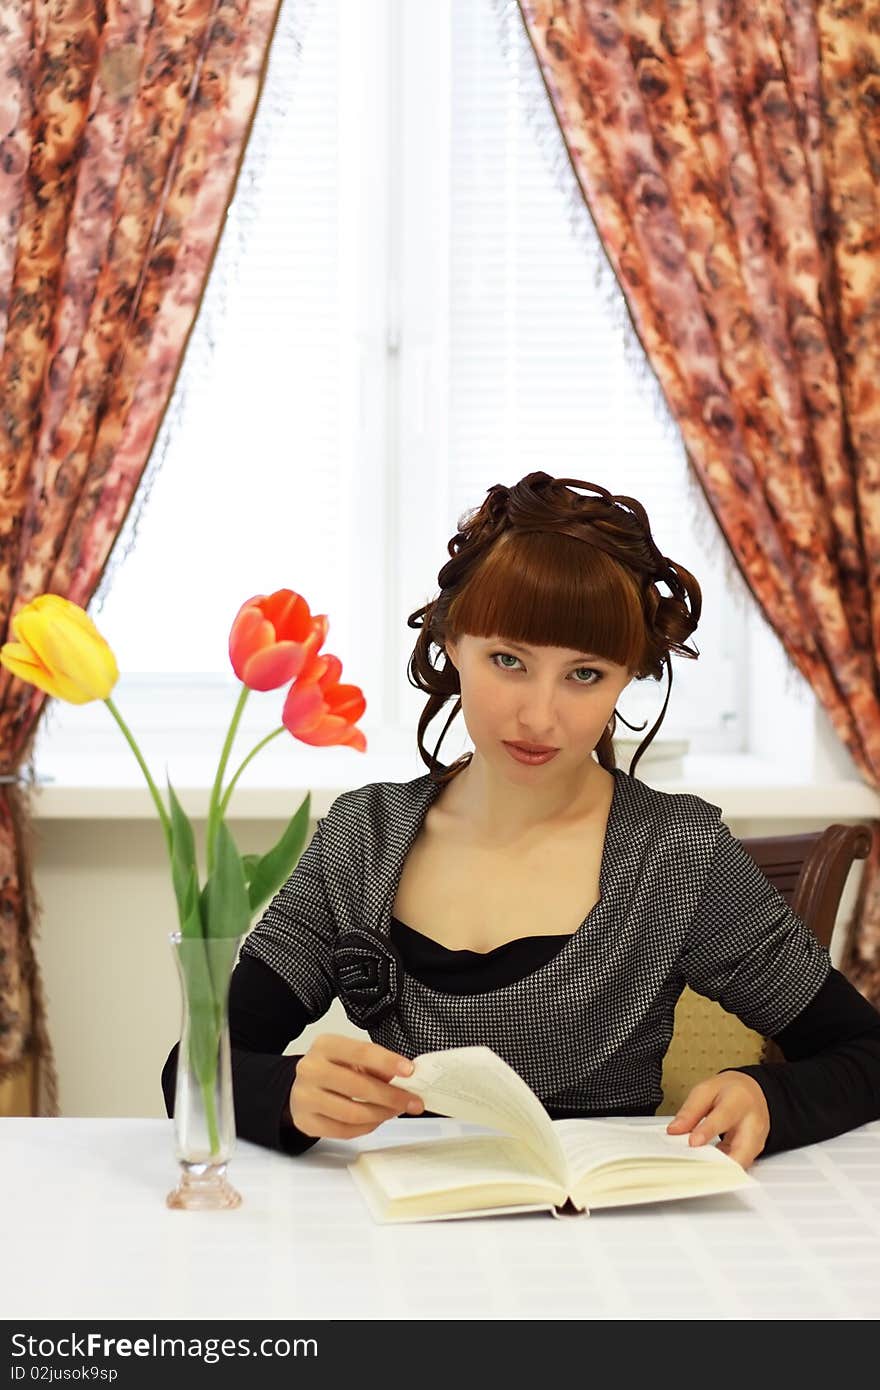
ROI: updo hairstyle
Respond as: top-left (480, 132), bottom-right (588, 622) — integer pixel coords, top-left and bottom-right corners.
top-left (406, 471), bottom-right (702, 784)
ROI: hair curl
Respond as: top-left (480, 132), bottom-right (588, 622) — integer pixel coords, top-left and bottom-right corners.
top-left (406, 471), bottom-right (702, 785)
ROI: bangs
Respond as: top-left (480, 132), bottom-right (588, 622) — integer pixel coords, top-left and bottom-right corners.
top-left (445, 531), bottom-right (646, 672)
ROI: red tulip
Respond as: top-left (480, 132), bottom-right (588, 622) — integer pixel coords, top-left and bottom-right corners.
top-left (229, 590), bottom-right (327, 691)
top-left (282, 651), bottom-right (367, 751)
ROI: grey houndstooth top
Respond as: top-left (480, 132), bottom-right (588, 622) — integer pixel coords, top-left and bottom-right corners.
top-left (240, 765), bottom-right (831, 1115)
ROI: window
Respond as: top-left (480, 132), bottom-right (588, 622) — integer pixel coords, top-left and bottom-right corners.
top-left (34, 0), bottom-right (746, 782)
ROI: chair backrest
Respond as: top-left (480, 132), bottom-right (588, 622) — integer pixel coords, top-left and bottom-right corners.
top-left (658, 821), bottom-right (873, 1114)
top-left (743, 824), bottom-right (873, 952)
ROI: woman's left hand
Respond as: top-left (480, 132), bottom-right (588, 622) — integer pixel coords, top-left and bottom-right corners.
top-left (665, 1071), bottom-right (770, 1169)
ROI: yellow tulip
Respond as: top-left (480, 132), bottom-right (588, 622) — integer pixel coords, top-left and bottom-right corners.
top-left (0, 594), bottom-right (119, 704)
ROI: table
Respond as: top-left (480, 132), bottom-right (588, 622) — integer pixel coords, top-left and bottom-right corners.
top-left (2, 1116), bottom-right (879, 1320)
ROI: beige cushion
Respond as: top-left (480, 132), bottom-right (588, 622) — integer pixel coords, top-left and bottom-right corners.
top-left (658, 986), bottom-right (765, 1115)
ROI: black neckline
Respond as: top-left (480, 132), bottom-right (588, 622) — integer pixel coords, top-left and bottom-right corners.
top-left (390, 914), bottom-right (573, 958)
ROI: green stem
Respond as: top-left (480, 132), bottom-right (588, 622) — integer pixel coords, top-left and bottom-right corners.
top-left (200, 1075), bottom-right (221, 1156)
top-left (104, 697), bottom-right (172, 857)
top-left (219, 726), bottom-right (286, 818)
top-left (206, 685), bottom-right (250, 875)
top-left (188, 1033), bottom-right (221, 1156)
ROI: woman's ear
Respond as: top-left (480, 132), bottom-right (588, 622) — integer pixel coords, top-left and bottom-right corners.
top-left (444, 638), bottom-right (458, 671)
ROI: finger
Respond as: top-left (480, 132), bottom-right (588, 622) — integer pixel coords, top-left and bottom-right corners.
top-left (305, 1087), bottom-right (412, 1128)
top-left (305, 1114), bottom-right (386, 1140)
top-left (688, 1101), bottom-right (740, 1147)
top-left (294, 1090), bottom-right (393, 1131)
top-left (317, 1058), bottom-right (421, 1112)
top-left (666, 1081), bottom-right (720, 1134)
top-left (319, 1036), bottom-right (414, 1082)
top-left (723, 1118), bottom-right (766, 1170)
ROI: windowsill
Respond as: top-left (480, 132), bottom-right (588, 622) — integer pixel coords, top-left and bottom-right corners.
top-left (21, 750), bottom-right (880, 821)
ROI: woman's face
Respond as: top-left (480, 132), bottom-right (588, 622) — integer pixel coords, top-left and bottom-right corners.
top-left (444, 633), bottom-right (633, 774)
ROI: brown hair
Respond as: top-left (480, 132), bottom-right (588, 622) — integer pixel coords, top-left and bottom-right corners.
top-left (406, 471), bottom-right (702, 784)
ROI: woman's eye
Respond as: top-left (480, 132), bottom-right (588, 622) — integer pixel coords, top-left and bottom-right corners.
top-left (572, 668), bottom-right (602, 685)
top-left (489, 653), bottom-right (601, 686)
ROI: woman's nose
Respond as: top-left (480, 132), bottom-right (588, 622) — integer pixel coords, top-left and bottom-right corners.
top-left (516, 686), bottom-right (558, 732)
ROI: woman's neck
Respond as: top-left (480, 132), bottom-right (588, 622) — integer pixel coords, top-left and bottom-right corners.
top-left (438, 754), bottom-right (614, 847)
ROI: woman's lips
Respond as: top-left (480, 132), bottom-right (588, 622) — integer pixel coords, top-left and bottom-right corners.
top-left (503, 741), bottom-right (560, 764)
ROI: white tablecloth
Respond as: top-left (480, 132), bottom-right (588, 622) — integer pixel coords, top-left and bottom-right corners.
top-left (2, 1116), bottom-right (879, 1320)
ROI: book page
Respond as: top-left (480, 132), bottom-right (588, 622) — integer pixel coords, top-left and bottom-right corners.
top-left (553, 1117), bottom-right (746, 1179)
top-left (389, 1046), bottom-right (566, 1181)
top-left (349, 1163), bottom-right (561, 1224)
top-left (352, 1134), bottom-right (561, 1201)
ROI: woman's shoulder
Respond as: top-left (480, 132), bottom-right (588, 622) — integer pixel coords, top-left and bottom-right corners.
top-left (611, 765), bottom-right (724, 837)
top-left (319, 771), bottom-right (437, 837)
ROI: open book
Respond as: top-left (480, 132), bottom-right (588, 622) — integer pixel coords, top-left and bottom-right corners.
top-left (348, 1046), bottom-right (757, 1223)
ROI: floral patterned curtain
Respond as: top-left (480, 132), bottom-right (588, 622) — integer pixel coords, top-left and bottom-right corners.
top-left (0, 0), bottom-right (284, 1115)
top-left (512, 0), bottom-right (880, 1004)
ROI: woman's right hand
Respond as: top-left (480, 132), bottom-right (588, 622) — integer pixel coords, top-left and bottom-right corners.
top-left (289, 1033), bottom-right (425, 1139)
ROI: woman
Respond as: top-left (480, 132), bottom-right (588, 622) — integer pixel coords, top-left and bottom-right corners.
top-left (162, 472), bottom-right (880, 1165)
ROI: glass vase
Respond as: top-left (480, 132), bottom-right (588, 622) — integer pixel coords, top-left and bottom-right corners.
top-left (166, 929), bottom-right (244, 1211)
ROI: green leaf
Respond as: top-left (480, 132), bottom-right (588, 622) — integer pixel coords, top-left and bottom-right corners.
top-left (167, 778), bottom-right (198, 926)
top-left (241, 853), bottom-right (261, 884)
top-left (204, 818), bottom-right (251, 941)
top-left (180, 864), bottom-right (203, 941)
top-left (246, 793), bottom-right (311, 916)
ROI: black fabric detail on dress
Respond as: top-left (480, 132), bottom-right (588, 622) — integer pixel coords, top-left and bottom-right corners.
top-left (390, 916), bottom-right (572, 993)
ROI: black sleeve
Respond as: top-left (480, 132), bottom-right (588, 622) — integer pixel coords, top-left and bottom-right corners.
top-left (161, 951), bottom-right (321, 1157)
top-left (722, 967), bottom-right (880, 1155)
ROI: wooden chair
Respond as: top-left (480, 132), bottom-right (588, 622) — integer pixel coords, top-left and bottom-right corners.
top-left (658, 822), bottom-right (874, 1115)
